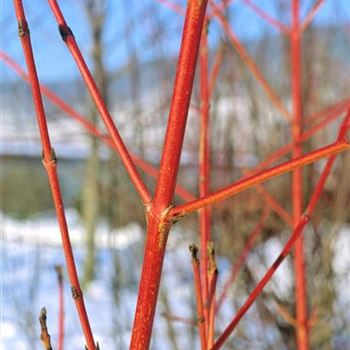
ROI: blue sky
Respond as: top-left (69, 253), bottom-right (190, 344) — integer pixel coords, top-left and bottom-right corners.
top-left (1, 0), bottom-right (349, 83)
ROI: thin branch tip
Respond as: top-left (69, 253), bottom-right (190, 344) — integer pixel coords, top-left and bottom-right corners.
top-left (207, 241), bottom-right (217, 275)
top-left (39, 307), bottom-right (53, 350)
top-left (55, 264), bottom-right (63, 283)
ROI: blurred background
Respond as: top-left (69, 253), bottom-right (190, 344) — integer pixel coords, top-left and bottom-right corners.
top-left (1, 0), bottom-right (350, 349)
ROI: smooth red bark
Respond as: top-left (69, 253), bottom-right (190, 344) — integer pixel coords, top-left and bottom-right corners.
top-left (199, 23), bottom-right (212, 332)
top-left (210, 109), bottom-right (350, 349)
top-left (48, 0), bottom-right (151, 205)
top-left (170, 141), bottom-right (349, 218)
top-left (189, 245), bottom-right (207, 350)
top-left (13, 1), bottom-right (96, 348)
top-left (130, 1), bottom-right (208, 349)
top-left (291, 2), bottom-right (309, 348)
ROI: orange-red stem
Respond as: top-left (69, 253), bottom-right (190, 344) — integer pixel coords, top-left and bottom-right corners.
top-left (48, 0), bottom-right (151, 205)
top-left (207, 270), bottom-right (217, 348)
top-left (13, 1), bottom-right (96, 348)
top-left (291, 2), bottom-right (308, 348)
top-left (170, 141), bottom-right (349, 218)
top-left (189, 245), bottom-right (207, 350)
top-left (242, 171), bottom-right (293, 227)
top-left (212, 2), bottom-right (292, 122)
top-left (156, 0), bottom-right (186, 15)
top-left (300, 0), bottom-right (325, 33)
top-left (130, 1), bottom-right (208, 349)
top-left (211, 215), bottom-right (310, 350)
top-left (199, 21), bottom-right (212, 331)
top-left (210, 109), bottom-right (350, 350)
top-left (55, 266), bottom-right (64, 350)
top-left (3, 50), bottom-right (346, 208)
top-left (242, 0), bottom-right (289, 35)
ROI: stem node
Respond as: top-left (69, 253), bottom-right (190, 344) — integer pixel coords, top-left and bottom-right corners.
top-left (58, 24), bottom-right (73, 41)
top-left (18, 19), bottom-right (29, 36)
top-left (71, 286), bottom-right (82, 300)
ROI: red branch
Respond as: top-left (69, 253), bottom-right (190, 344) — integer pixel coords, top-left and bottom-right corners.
top-left (55, 266), bottom-right (64, 350)
top-left (207, 242), bottom-right (218, 348)
top-left (156, 0), bottom-right (186, 15)
top-left (2, 50), bottom-right (346, 206)
top-left (199, 22), bottom-right (212, 331)
top-left (242, 171), bottom-right (293, 227)
top-left (211, 110), bottom-right (350, 349)
top-left (211, 1), bottom-right (292, 122)
top-left (300, 0), bottom-right (325, 33)
top-left (244, 100), bottom-right (349, 175)
top-left (209, 43), bottom-right (224, 98)
top-left (291, 1), bottom-right (308, 348)
top-left (48, 0), bottom-right (151, 205)
top-left (189, 245), bottom-right (207, 350)
top-left (211, 215), bottom-right (310, 350)
top-left (242, 0), bottom-right (289, 35)
top-left (130, 1), bottom-right (208, 349)
top-left (13, 1), bottom-right (96, 349)
top-left (170, 141), bottom-right (349, 218)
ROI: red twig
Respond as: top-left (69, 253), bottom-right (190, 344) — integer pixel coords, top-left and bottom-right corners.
top-left (242, 171), bottom-right (293, 227)
top-left (242, 0), bottom-right (289, 35)
top-left (130, 1), bottom-right (208, 348)
top-left (207, 242), bottom-right (218, 349)
top-left (156, 0), bottom-right (186, 15)
top-left (161, 313), bottom-right (196, 327)
top-left (244, 100), bottom-right (349, 175)
top-left (199, 22), bottom-right (212, 332)
top-left (300, 0), bottom-right (325, 33)
top-left (211, 216), bottom-right (309, 349)
top-left (207, 0), bottom-right (235, 20)
top-left (2, 51), bottom-right (346, 208)
top-left (39, 308), bottom-right (53, 350)
top-left (211, 1), bottom-right (292, 122)
top-left (291, 2), bottom-right (308, 348)
top-left (55, 266), bottom-right (64, 350)
top-left (189, 245), bottom-right (207, 350)
top-left (304, 98), bottom-right (350, 126)
top-left (47, 0), bottom-right (151, 206)
top-left (216, 207), bottom-right (270, 312)
top-left (13, 1), bottom-right (96, 349)
top-left (208, 43), bottom-right (224, 98)
top-left (170, 141), bottom-right (349, 218)
top-left (210, 110), bottom-right (350, 350)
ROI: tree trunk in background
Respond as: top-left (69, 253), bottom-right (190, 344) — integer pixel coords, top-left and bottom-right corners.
top-left (160, 288), bottom-right (179, 350)
top-left (82, 0), bottom-right (108, 287)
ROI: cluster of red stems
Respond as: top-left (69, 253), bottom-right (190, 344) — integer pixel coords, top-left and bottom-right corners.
top-left (4, 0), bottom-right (350, 349)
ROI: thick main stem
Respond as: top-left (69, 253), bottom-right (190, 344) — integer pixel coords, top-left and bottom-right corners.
top-left (130, 1), bottom-right (208, 349)
top-left (291, 1), bottom-right (309, 349)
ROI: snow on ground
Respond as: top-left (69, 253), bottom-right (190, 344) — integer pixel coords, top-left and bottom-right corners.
top-left (1, 211), bottom-right (350, 349)
top-left (1, 210), bottom-right (197, 349)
